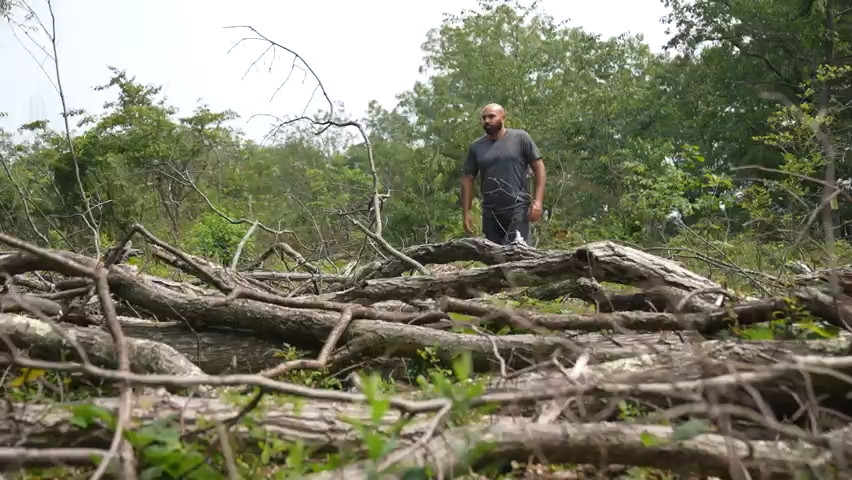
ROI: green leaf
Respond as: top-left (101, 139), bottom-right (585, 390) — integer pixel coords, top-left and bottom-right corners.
top-left (287, 440), bottom-right (305, 471)
top-left (453, 351), bottom-right (473, 382)
top-left (370, 398), bottom-right (390, 426)
top-left (140, 466), bottom-right (165, 480)
top-left (797, 321), bottom-right (839, 338)
top-left (671, 419), bottom-right (712, 442)
top-left (640, 431), bottom-right (664, 446)
top-left (69, 404), bottom-right (114, 428)
top-left (364, 432), bottom-right (386, 460)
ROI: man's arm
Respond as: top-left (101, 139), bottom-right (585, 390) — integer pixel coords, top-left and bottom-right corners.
top-left (521, 132), bottom-right (545, 208)
top-left (461, 146), bottom-right (478, 218)
top-left (530, 158), bottom-right (546, 206)
top-left (461, 175), bottom-right (475, 215)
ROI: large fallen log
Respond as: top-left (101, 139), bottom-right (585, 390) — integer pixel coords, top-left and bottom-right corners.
top-left (4, 331), bottom-right (852, 474)
top-left (3, 248), bottom-right (852, 380)
top-left (333, 240), bottom-right (724, 303)
top-left (523, 279), bottom-right (721, 313)
top-left (353, 237), bottom-right (552, 280)
top-left (440, 296), bottom-right (792, 334)
top-left (107, 317), bottom-right (285, 374)
top-left (0, 293), bottom-right (63, 315)
top-left (0, 393), bottom-right (429, 459)
top-left (308, 419), bottom-right (828, 480)
top-left (326, 327), bottom-right (707, 373)
top-left (0, 381), bottom-right (839, 477)
top-left (0, 313), bottom-right (203, 377)
top-left (794, 265), bottom-right (852, 294)
top-left (486, 335), bottom-right (852, 426)
top-left (354, 238), bottom-right (722, 289)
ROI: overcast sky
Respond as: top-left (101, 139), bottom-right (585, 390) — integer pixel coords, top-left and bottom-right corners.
top-left (2, 0), bottom-right (672, 142)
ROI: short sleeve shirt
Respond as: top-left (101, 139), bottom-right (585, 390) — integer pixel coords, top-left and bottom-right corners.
top-left (463, 128), bottom-right (542, 213)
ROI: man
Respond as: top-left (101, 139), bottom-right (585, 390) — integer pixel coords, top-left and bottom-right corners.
top-left (461, 103), bottom-right (546, 245)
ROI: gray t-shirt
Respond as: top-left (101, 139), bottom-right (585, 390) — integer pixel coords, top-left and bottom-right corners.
top-left (463, 128), bottom-right (542, 213)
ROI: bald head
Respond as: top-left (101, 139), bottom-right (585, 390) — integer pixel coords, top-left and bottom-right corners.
top-left (480, 103), bottom-right (506, 137)
top-left (481, 103), bottom-right (505, 115)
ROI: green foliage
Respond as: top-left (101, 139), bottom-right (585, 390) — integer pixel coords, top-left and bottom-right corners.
top-left (186, 212), bottom-right (252, 264)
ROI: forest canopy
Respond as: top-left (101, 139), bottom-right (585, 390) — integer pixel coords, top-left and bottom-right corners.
top-left (1, 0), bottom-right (847, 259)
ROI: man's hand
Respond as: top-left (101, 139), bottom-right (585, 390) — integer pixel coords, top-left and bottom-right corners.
top-left (463, 213), bottom-right (475, 234)
top-left (528, 201), bottom-right (543, 222)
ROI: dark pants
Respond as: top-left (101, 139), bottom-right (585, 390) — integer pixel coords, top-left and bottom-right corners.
top-left (482, 207), bottom-right (531, 245)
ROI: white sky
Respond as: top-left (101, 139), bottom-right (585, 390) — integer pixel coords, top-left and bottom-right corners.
top-left (2, 0), bottom-right (672, 142)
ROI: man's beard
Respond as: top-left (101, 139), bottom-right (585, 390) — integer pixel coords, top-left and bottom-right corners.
top-left (483, 121), bottom-right (503, 135)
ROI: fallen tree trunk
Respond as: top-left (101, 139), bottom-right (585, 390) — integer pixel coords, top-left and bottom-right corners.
top-left (441, 296), bottom-right (794, 334)
top-left (334, 240), bottom-right (725, 303)
top-left (104, 317), bottom-right (284, 374)
top-left (486, 335), bottom-right (852, 425)
top-left (0, 313), bottom-right (203, 377)
top-left (357, 239), bottom-right (721, 288)
top-left (354, 237), bottom-right (552, 280)
top-left (308, 420), bottom-right (828, 480)
top-left (242, 271), bottom-right (349, 283)
top-left (2, 389), bottom-right (837, 478)
top-left (0, 251), bottom-right (725, 374)
top-left (326, 326), bottom-right (706, 373)
top-left (4, 250), bottom-right (852, 379)
top-left (792, 286), bottom-right (852, 327)
top-left (794, 265), bottom-right (852, 294)
top-left (0, 293), bottom-right (63, 316)
top-left (5, 213), bottom-right (852, 478)
top-left (3, 260), bottom-right (690, 374)
top-left (523, 280), bottom-right (720, 313)
top-left (0, 393), bottom-right (429, 456)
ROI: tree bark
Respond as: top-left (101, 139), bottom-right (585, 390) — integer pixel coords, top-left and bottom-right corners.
top-left (0, 293), bottom-right (63, 316)
top-left (524, 280), bottom-right (719, 313)
top-left (335, 240), bottom-right (723, 303)
top-left (108, 317), bottom-right (285, 374)
top-left (487, 335), bottom-right (852, 423)
top-left (2, 391), bottom-right (835, 478)
top-left (309, 420), bottom-right (826, 480)
top-left (0, 393), bottom-right (427, 456)
top-left (0, 313), bottom-right (203, 377)
top-left (354, 237), bottom-right (553, 280)
top-left (441, 296), bottom-right (801, 334)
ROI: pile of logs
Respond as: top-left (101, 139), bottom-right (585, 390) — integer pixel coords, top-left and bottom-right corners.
top-left (1, 225), bottom-right (851, 478)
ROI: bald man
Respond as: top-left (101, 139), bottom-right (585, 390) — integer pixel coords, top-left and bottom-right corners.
top-left (461, 104), bottom-right (546, 245)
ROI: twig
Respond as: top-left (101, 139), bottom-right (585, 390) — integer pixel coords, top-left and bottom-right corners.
top-left (377, 401), bottom-right (453, 472)
top-left (348, 217), bottom-right (429, 276)
top-left (87, 272), bottom-right (136, 479)
top-left (259, 306), bottom-right (355, 377)
top-left (43, 0), bottom-right (101, 256)
top-left (226, 24), bottom-right (389, 240)
top-left (169, 165), bottom-right (295, 237)
top-left (216, 423), bottom-right (240, 480)
top-left (230, 220), bottom-right (258, 270)
top-left (0, 447), bottom-right (113, 468)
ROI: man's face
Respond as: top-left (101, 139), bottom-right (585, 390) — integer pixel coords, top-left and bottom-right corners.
top-left (481, 109), bottom-right (503, 135)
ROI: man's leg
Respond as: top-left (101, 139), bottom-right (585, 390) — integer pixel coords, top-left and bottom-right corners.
top-left (505, 206), bottom-right (531, 245)
top-left (481, 210), bottom-right (509, 244)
